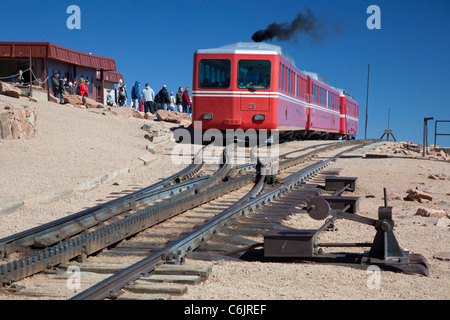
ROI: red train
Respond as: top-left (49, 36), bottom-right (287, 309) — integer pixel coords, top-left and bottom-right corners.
top-left (191, 42), bottom-right (358, 142)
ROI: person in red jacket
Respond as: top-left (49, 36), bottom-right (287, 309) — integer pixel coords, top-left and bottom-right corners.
top-left (182, 87), bottom-right (191, 114)
top-left (78, 78), bottom-right (89, 97)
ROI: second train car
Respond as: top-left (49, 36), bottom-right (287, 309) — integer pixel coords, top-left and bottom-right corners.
top-left (191, 42), bottom-right (358, 141)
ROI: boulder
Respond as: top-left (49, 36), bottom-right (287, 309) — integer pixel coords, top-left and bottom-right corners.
top-left (156, 110), bottom-right (188, 123)
top-left (82, 96), bottom-right (105, 109)
top-left (0, 81), bottom-right (22, 98)
top-left (109, 106), bottom-right (144, 119)
top-left (0, 105), bottom-right (37, 139)
top-left (144, 112), bottom-right (154, 120)
top-left (415, 207), bottom-right (448, 218)
top-left (63, 93), bottom-right (83, 106)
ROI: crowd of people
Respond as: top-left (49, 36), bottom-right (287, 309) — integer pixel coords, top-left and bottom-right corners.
top-left (50, 73), bottom-right (192, 116)
top-left (50, 72), bottom-right (90, 104)
top-left (127, 81), bottom-right (192, 116)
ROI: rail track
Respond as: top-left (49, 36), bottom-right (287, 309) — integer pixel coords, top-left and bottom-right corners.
top-left (2, 139), bottom-right (417, 300)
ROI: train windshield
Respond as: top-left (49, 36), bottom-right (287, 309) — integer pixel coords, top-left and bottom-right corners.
top-left (238, 60), bottom-right (271, 89)
top-left (199, 59), bottom-right (231, 88)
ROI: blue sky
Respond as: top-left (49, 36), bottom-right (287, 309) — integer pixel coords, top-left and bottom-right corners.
top-left (2, 0), bottom-right (449, 145)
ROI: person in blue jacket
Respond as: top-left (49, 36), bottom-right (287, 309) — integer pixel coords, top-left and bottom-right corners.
top-left (131, 81), bottom-right (141, 110)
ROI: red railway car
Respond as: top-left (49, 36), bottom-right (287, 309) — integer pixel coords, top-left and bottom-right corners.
top-left (192, 42), bottom-right (358, 142)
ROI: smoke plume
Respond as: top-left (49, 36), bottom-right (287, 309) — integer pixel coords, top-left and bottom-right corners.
top-left (251, 8), bottom-right (324, 43)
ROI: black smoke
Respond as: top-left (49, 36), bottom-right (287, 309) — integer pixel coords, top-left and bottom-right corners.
top-left (251, 8), bottom-right (324, 43)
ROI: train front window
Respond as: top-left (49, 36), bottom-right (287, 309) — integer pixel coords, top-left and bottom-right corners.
top-left (238, 60), bottom-right (271, 89)
top-left (199, 59), bottom-right (231, 88)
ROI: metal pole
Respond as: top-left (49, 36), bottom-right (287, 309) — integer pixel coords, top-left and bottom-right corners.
top-left (423, 117), bottom-right (434, 157)
top-left (387, 108), bottom-right (390, 130)
top-left (29, 48), bottom-right (33, 97)
top-left (365, 64), bottom-right (370, 140)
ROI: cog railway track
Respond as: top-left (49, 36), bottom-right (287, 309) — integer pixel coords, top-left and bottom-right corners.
top-left (1, 139), bottom-right (403, 300)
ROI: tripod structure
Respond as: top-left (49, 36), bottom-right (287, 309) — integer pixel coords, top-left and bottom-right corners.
top-left (380, 108), bottom-right (396, 141)
top-left (380, 129), bottom-right (397, 141)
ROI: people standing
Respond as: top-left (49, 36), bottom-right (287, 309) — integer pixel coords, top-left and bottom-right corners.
top-left (176, 87), bottom-right (183, 112)
top-left (131, 81), bottom-right (141, 111)
top-left (157, 85), bottom-right (170, 111)
top-left (169, 92), bottom-right (176, 111)
top-left (140, 83), bottom-right (155, 114)
top-left (182, 87), bottom-right (191, 114)
top-left (79, 79), bottom-right (89, 98)
top-left (118, 84), bottom-right (127, 106)
top-left (58, 76), bottom-right (67, 104)
top-left (51, 72), bottom-right (60, 99)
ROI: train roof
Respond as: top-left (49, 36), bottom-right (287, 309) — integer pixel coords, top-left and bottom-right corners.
top-left (333, 87), bottom-right (356, 101)
top-left (195, 42), bottom-right (297, 67)
top-left (303, 71), bottom-right (330, 86)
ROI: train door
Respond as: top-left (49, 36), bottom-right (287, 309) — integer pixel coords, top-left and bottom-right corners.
top-left (339, 96), bottom-right (346, 135)
top-left (305, 76), bottom-right (312, 130)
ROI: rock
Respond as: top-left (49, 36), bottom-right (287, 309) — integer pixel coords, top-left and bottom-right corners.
top-left (177, 119), bottom-right (192, 128)
top-left (49, 94), bottom-right (59, 104)
top-left (156, 110), bottom-right (188, 123)
top-left (146, 144), bottom-right (156, 154)
top-left (110, 106), bottom-right (144, 119)
top-left (0, 106), bottom-right (37, 139)
top-left (142, 122), bottom-right (163, 133)
top-left (63, 93), bottom-right (83, 106)
top-left (415, 207), bottom-right (447, 218)
top-left (144, 112), bottom-right (154, 120)
top-left (403, 143), bottom-right (421, 153)
top-left (0, 81), bottom-right (22, 98)
top-left (428, 173), bottom-right (447, 180)
top-left (433, 252), bottom-right (450, 261)
top-left (82, 96), bottom-right (106, 109)
top-left (435, 217), bottom-right (450, 228)
top-left (404, 189), bottom-right (433, 202)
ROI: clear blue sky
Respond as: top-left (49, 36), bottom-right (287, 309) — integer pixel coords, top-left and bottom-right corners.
top-left (2, 0), bottom-right (449, 146)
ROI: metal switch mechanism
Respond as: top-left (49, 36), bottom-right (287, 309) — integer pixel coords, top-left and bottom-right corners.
top-left (263, 194), bottom-right (429, 276)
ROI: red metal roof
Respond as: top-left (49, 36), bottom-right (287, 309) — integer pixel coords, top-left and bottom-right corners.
top-left (0, 42), bottom-right (117, 71)
top-left (104, 71), bottom-right (123, 83)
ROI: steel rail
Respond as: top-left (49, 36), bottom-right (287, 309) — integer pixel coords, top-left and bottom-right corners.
top-left (0, 145), bottom-right (208, 259)
top-left (0, 144), bottom-right (237, 287)
top-left (70, 166), bottom-right (268, 300)
top-left (71, 140), bottom-right (374, 300)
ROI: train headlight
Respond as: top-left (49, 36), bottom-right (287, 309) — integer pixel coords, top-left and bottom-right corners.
top-left (253, 114), bottom-right (265, 121)
top-left (202, 113), bottom-right (213, 120)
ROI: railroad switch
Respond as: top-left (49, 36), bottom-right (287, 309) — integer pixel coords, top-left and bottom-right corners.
top-left (256, 157), bottom-right (279, 184)
top-left (262, 196), bottom-right (429, 276)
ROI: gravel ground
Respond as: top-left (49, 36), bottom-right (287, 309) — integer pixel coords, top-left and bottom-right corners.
top-left (0, 95), bottom-right (448, 300)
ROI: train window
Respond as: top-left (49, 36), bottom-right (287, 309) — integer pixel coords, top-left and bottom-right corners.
top-left (199, 59), bottom-right (231, 88)
top-left (238, 59), bottom-right (271, 89)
